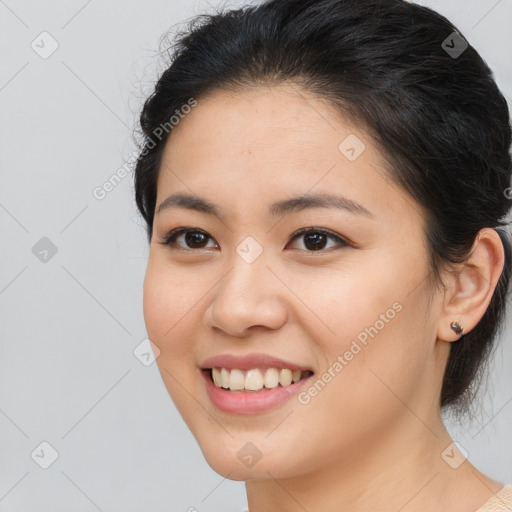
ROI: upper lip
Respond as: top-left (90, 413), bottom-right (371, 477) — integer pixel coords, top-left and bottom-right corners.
top-left (200, 353), bottom-right (314, 372)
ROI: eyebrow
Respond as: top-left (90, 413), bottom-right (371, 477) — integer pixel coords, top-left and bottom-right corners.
top-left (156, 192), bottom-right (374, 219)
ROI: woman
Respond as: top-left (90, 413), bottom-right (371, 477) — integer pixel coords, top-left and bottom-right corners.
top-left (134, 0), bottom-right (512, 510)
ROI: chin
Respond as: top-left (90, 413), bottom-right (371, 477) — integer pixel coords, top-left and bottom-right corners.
top-left (194, 434), bottom-right (303, 481)
top-left (202, 452), bottom-right (280, 481)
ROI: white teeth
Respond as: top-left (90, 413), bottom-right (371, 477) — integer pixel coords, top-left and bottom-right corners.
top-left (245, 369), bottom-right (264, 391)
top-left (229, 369), bottom-right (245, 390)
top-left (220, 368), bottom-right (230, 388)
top-left (292, 370), bottom-right (301, 383)
top-left (210, 367), bottom-right (310, 391)
top-left (279, 369), bottom-right (292, 386)
top-left (212, 367), bottom-right (221, 386)
top-left (264, 368), bottom-right (279, 389)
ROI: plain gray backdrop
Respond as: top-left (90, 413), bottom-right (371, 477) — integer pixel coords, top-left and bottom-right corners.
top-left (1, 0), bottom-right (511, 511)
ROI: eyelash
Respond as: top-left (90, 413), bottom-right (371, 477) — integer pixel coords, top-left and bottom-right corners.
top-left (157, 227), bottom-right (350, 253)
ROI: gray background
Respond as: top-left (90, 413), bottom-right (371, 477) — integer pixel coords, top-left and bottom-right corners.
top-left (0, 0), bottom-right (511, 511)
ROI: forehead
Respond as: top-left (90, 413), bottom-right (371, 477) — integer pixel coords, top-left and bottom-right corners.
top-left (156, 84), bottom-right (422, 225)
top-left (165, 83), bottom-right (363, 164)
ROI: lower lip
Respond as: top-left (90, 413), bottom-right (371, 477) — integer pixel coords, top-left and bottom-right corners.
top-left (201, 370), bottom-right (313, 414)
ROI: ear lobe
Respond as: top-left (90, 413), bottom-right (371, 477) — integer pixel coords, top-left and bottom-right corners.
top-left (436, 228), bottom-right (505, 343)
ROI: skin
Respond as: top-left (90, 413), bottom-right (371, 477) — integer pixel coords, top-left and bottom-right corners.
top-left (143, 83), bottom-right (505, 512)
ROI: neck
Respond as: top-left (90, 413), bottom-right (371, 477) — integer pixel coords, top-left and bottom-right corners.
top-left (244, 414), bottom-right (500, 512)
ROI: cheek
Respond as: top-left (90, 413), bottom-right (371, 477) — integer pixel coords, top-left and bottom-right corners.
top-left (143, 261), bottom-right (203, 417)
top-left (142, 258), bottom-right (198, 360)
top-left (301, 253), bottom-right (432, 398)
top-left (292, 306), bottom-right (429, 457)
top-left (287, 258), bottom-right (399, 350)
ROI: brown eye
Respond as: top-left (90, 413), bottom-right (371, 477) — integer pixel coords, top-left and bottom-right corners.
top-left (183, 231), bottom-right (209, 248)
top-left (287, 228), bottom-right (348, 252)
top-left (158, 226), bottom-right (349, 253)
top-left (160, 228), bottom-right (218, 250)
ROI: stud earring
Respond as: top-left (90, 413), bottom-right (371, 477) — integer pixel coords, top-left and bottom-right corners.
top-left (450, 321), bottom-right (464, 336)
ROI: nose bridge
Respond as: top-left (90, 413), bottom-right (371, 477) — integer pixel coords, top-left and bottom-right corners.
top-left (221, 236), bottom-right (272, 306)
top-left (207, 236), bottom-right (287, 335)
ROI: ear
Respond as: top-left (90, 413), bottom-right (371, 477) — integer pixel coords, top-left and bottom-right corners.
top-left (437, 228), bottom-right (505, 342)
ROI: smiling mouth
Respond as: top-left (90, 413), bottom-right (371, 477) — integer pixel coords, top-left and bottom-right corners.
top-left (203, 367), bottom-right (314, 392)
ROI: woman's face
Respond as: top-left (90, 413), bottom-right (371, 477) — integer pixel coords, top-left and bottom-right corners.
top-left (143, 83), bottom-right (449, 480)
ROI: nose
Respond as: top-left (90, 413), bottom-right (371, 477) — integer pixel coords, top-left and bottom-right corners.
top-left (203, 248), bottom-right (288, 338)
